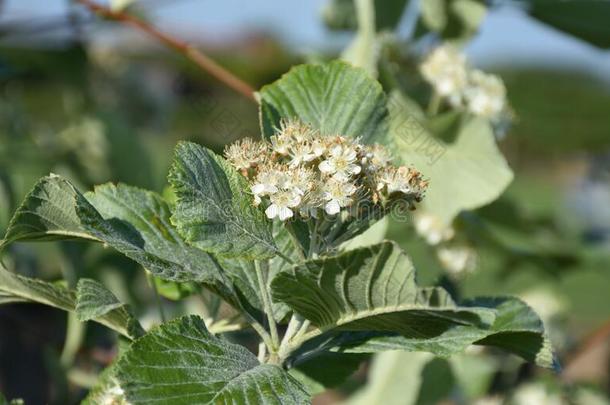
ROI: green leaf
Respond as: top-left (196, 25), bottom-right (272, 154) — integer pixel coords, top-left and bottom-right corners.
top-left (218, 257), bottom-right (290, 323)
top-left (389, 91), bottom-right (513, 226)
top-left (345, 351), bottom-right (433, 405)
top-left (419, 0), bottom-right (486, 40)
top-left (0, 174), bottom-right (97, 248)
top-left (333, 297), bottom-right (559, 370)
top-left (76, 278), bottom-right (124, 321)
top-left (272, 241), bottom-right (494, 337)
top-left (85, 182), bottom-right (232, 292)
top-left (116, 315), bottom-right (310, 404)
top-left (2, 176), bottom-right (233, 295)
top-left (0, 265), bottom-right (142, 339)
top-left (75, 278), bottom-right (142, 342)
top-left (526, 0), bottom-right (610, 49)
top-left (153, 277), bottom-right (200, 301)
top-left (468, 297), bottom-right (559, 370)
top-left (259, 60), bottom-right (389, 144)
top-left (290, 353), bottom-right (366, 396)
top-left (341, 216), bottom-right (388, 251)
top-left (169, 141), bottom-right (276, 260)
top-left (82, 368), bottom-right (127, 405)
top-left (322, 0), bottom-right (410, 31)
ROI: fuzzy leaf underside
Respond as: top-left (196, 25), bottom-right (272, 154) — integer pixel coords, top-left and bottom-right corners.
top-left (0, 265), bottom-right (142, 338)
top-left (259, 60), bottom-right (389, 144)
top-left (168, 141), bottom-right (276, 260)
top-left (116, 315), bottom-right (310, 404)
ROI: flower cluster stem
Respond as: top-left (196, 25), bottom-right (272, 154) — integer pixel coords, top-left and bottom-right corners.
top-left (255, 260), bottom-right (280, 355)
top-left (427, 91), bottom-right (442, 116)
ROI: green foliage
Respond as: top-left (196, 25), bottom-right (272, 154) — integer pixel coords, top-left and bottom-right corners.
top-left (0, 173), bottom-right (98, 246)
top-left (75, 278), bottom-right (128, 322)
top-left (2, 176), bottom-right (233, 291)
top-left (259, 60), bottom-right (388, 143)
top-left (346, 351), bottom-right (433, 405)
top-left (169, 141), bottom-right (277, 260)
top-left (0, 44), bottom-right (567, 402)
top-left (272, 242), bottom-right (493, 335)
top-left (322, 0), bottom-right (410, 31)
top-left (116, 315), bottom-right (310, 404)
top-left (0, 265), bottom-right (142, 338)
top-left (272, 242), bottom-right (556, 369)
top-left (419, 0), bottom-right (487, 41)
top-left (389, 91), bottom-right (513, 225)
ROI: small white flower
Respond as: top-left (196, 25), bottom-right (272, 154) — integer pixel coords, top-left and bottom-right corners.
top-left (322, 179), bottom-right (357, 215)
top-left (224, 137), bottom-right (267, 171)
top-left (377, 166), bottom-right (422, 196)
top-left (311, 139), bottom-right (327, 158)
top-left (288, 143), bottom-right (317, 168)
top-left (464, 70), bottom-right (507, 118)
top-left (437, 246), bottom-right (476, 276)
top-left (319, 144), bottom-right (361, 182)
top-left (270, 134), bottom-right (291, 155)
top-left (362, 144), bottom-right (392, 169)
top-left (286, 167), bottom-right (315, 196)
top-left (265, 189), bottom-right (301, 220)
top-left (251, 168), bottom-right (282, 199)
top-left (420, 44), bottom-right (468, 102)
top-left (413, 213), bottom-right (454, 245)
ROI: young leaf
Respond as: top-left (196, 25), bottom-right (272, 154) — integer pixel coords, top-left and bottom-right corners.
top-left (75, 278), bottom-right (143, 340)
top-left (116, 315), bottom-right (310, 404)
top-left (0, 265), bottom-right (142, 339)
top-left (76, 278), bottom-right (124, 320)
top-left (259, 60), bottom-right (389, 144)
top-left (168, 141), bottom-right (277, 260)
top-left (389, 91), bottom-right (513, 226)
top-left (272, 242), bottom-right (494, 337)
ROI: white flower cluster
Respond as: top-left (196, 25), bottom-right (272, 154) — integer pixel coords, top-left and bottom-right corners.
top-left (225, 120), bottom-right (427, 221)
top-left (420, 44), bottom-right (508, 120)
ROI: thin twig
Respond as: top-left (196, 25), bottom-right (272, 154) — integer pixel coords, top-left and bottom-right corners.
top-left (75, 0), bottom-right (256, 101)
top-left (564, 316), bottom-right (610, 372)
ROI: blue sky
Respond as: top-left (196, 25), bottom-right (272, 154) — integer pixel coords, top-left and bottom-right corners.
top-left (3, 0), bottom-right (610, 80)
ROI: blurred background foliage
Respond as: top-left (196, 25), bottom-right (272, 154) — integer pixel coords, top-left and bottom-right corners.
top-left (0, 0), bottom-right (609, 404)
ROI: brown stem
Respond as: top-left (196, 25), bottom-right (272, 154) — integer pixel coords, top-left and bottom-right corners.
top-left (75, 0), bottom-right (256, 101)
top-left (564, 316), bottom-right (610, 372)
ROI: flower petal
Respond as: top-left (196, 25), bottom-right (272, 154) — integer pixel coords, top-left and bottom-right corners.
top-left (278, 206), bottom-right (294, 220)
top-left (265, 204), bottom-right (280, 219)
